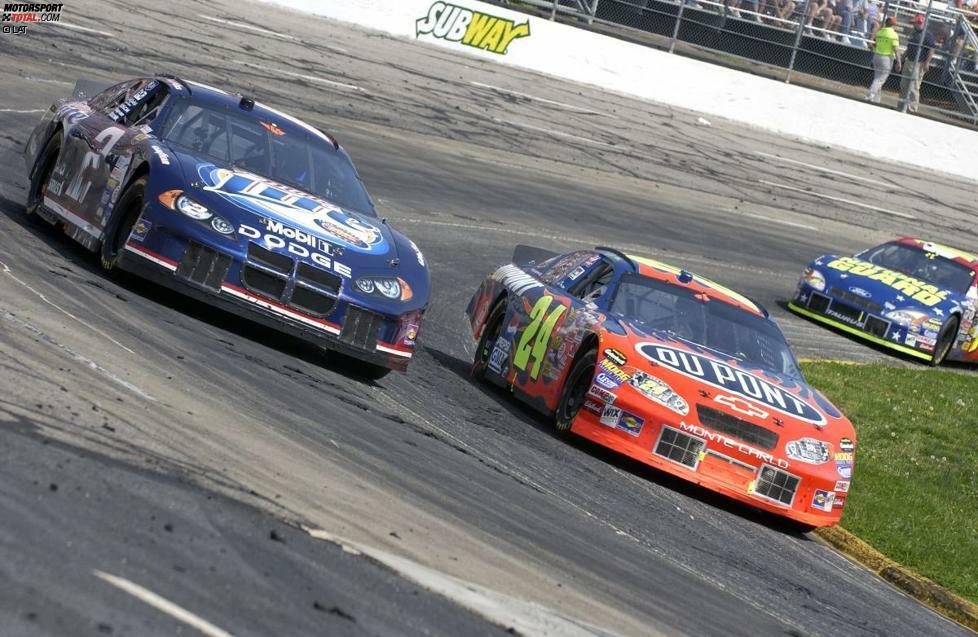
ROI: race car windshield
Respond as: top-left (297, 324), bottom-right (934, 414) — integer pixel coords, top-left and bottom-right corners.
top-left (610, 274), bottom-right (801, 378)
top-left (161, 100), bottom-right (375, 215)
top-left (859, 242), bottom-right (975, 293)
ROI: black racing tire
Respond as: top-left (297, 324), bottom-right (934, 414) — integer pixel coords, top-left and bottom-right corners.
top-left (25, 133), bottom-right (61, 218)
top-left (553, 347), bottom-right (597, 436)
top-left (472, 298), bottom-right (507, 380)
top-left (929, 316), bottom-right (959, 367)
top-left (100, 177), bottom-right (147, 272)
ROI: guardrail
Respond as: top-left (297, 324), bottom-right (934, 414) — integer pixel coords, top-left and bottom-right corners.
top-left (493, 0), bottom-right (978, 126)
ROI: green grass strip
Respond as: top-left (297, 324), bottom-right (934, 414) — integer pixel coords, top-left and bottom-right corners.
top-left (802, 361), bottom-right (978, 604)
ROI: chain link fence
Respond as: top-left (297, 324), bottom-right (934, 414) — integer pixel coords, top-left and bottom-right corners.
top-left (492, 0), bottom-right (978, 126)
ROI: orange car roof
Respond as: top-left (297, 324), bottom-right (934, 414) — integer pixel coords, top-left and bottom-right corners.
top-left (627, 254), bottom-right (765, 316)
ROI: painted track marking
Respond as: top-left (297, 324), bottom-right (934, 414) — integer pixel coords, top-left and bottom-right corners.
top-left (94, 571), bottom-right (233, 637)
top-left (470, 81), bottom-right (611, 116)
top-left (757, 180), bottom-right (916, 219)
top-left (739, 212), bottom-right (817, 231)
top-left (491, 117), bottom-right (628, 151)
top-left (753, 151), bottom-right (896, 188)
top-left (232, 59), bottom-right (363, 92)
top-left (0, 108), bottom-right (45, 114)
top-left (0, 259), bottom-right (136, 355)
top-left (198, 15), bottom-right (295, 40)
top-left (51, 22), bottom-right (114, 37)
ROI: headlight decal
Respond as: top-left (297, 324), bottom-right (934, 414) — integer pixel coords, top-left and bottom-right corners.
top-left (355, 276), bottom-right (413, 301)
top-left (785, 437), bottom-right (831, 465)
top-left (802, 267), bottom-right (826, 292)
top-left (628, 369), bottom-right (689, 415)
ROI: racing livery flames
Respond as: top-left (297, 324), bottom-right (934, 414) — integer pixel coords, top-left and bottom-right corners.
top-left (22, 75), bottom-right (429, 377)
top-left (468, 246), bottom-right (855, 527)
top-left (789, 237), bottom-right (978, 366)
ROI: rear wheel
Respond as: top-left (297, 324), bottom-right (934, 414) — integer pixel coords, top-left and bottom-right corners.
top-left (26, 134), bottom-right (61, 217)
top-left (554, 347), bottom-right (597, 435)
top-left (929, 316), bottom-right (959, 366)
top-left (100, 177), bottom-right (146, 272)
top-left (472, 299), bottom-right (507, 380)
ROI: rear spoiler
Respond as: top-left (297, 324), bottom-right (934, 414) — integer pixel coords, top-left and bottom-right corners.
top-left (512, 244), bottom-right (558, 267)
top-left (72, 79), bottom-right (115, 101)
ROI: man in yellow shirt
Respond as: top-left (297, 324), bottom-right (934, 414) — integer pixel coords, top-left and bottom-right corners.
top-left (865, 16), bottom-right (901, 103)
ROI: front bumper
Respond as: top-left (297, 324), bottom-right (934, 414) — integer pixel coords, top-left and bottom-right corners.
top-left (570, 403), bottom-right (846, 527)
top-left (120, 240), bottom-right (416, 372)
top-left (788, 286), bottom-right (933, 362)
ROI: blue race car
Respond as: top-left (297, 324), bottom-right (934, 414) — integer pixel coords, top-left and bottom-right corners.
top-left (788, 238), bottom-right (978, 366)
top-left (23, 75), bottom-right (428, 378)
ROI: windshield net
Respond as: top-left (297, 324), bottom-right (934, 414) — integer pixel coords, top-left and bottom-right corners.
top-left (161, 100), bottom-right (374, 215)
top-left (859, 242), bottom-right (975, 293)
top-left (610, 274), bottom-right (801, 378)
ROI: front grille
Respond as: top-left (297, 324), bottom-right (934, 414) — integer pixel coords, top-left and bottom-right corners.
top-left (865, 315), bottom-right (890, 338)
top-left (296, 262), bottom-right (341, 294)
top-left (807, 292), bottom-right (830, 313)
top-left (753, 465), bottom-right (800, 506)
top-left (340, 306), bottom-right (383, 351)
top-left (290, 286), bottom-right (336, 317)
top-left (654, 426), bottom-right (706, 469)
top-left (247, 242), bottom-right (293, 273)
top-left (176, 241), bottom-right (231, 291)
top-left (697, 404), bottom-right (778, 450)
top-left (827, 300), bottom-right (862, 322)
top-left (241, 265), bottom-right (287, 300)
top-left (829, 287), bottom-right (882, 313)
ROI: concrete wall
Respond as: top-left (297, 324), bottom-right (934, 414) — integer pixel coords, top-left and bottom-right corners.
top-left (268, 0), bottom-right (978, 181)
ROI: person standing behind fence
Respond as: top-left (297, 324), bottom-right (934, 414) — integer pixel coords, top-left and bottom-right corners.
top-left (899, 14), bottom-right (937, 113)
top-left (865, 16), bottom-right (901, 102)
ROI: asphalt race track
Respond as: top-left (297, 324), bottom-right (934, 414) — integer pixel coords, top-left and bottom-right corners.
top-left (1, 0), bottom-right (976, 635)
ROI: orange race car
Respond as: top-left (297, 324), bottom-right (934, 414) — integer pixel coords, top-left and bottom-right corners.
top-left (467, 246), bottom-right (855, 528)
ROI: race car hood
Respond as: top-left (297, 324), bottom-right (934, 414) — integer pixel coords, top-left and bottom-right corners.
top-left (808, 255), bottom-right (962, 319)
top-left (616, 324), bottom-right (846, 433)
top-left (170, 151), bottom-right (399, 260)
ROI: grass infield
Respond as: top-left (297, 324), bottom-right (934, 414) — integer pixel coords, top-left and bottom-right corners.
top-left (802, 361), bottom-right (978, 604)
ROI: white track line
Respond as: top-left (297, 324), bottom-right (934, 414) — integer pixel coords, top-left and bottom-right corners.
top-left (94, 571), bottom-right (233, 637)
top-left (198, 15), bottom-right (295, 40)
top-left (739, 212), bottom-right (817, 231)
top-left (0, 259), bottom-right (135, 355)
top-left (0, 108), bottom-right (45, 114)
top-left (491, 117), bottom-right (628, 151)
top-left (470, 81), bottom-right (611, 117)
top-left (51, 22), bottom-right (114, 37)
top-left (753, 151), bottom-right (896, 188)
top-left (757, 179), bottom-right (916, 219)
top-left (232, 59), bottom-right (363, 92)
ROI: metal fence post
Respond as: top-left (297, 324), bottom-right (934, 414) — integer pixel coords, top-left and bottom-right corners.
top-left (551, 0), bottom-right (559, 19)
top-left (900, 0), bottom-right (933, 113)
top-left (785, 0), bottom-right (811, 83)
top-left (588, 0), bottom-right (601, 24)
top-left (669, 0), bottom-right (687, 53)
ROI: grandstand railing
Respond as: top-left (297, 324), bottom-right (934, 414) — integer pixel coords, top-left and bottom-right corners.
top-left (492, 0), bottom-right (978, 127)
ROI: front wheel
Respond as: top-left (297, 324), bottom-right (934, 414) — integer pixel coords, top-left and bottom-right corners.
top-left (100, 177), bottom-right (147, 272)
top-left (929, 316), bottom-right (959, 367)
top-left (472, 299), bottom-right (507, 380)
top-left (554, 347), bottom-right (596, 435)
top-left (26, 134), bottom-right (61, 217)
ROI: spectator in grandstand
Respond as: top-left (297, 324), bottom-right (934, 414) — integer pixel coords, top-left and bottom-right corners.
top-left (807, 0), bottom-right (842, 34)
top-left (899, 14), bottom-right (937, 113)
top-left (773, 0), bottom-right (796, 21)
top-left (851, 0), bottom-right (880, 43)
top-left (738, 0), bottom-right (764, 21)
top-left (834, 0), bottom-right (855, 37)
top-left (866, 16), bottom-right (901, 102)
